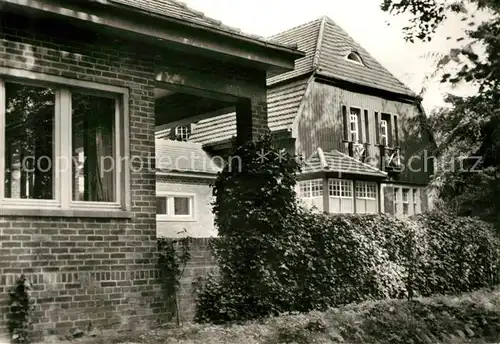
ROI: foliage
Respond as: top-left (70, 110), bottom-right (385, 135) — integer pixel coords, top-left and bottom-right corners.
top-left (8, 275), bottom-right (35, 344)
top-left (98, 289), bottom-right (500, 344)
top-left (157, 233), bottom-right (191, 326)
top-left (198, 133), bottom-right (302, 322)
top-left (380, 0), bottom-right (500, 227)
top-left (195, 135), bottom-right (499, 322)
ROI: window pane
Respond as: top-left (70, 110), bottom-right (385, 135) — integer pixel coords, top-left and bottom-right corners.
top-left (4, 82), bottom-right (55, 199)
top-left (403, 203), bottom-right (409, 215)
top-left (402, 189), bottom-right (409, 202)
top-left (174, 197), bottom-right (190, 215)
top-left (72, 93), bottom-right (115, 202)
top-left (156, 197), bottom-right (167, 214)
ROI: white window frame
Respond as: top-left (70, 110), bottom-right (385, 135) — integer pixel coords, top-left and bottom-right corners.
top-left (393, 187), bottom-right (400, 214)
top-left (328, 178), bottom-right (354, 213)
top-left (298, 179), bottom-right (323, 198)
top-left (156, 192), bottom-right (196, 222)
top-left (0, 68), bottom-right (130, 215)
top-left (379, 119), bottom-right (388, 146)
top-left (355, 181), bottom-right (377, 200)
top-left (349, 109), bottom-right (359, 143)
top-left (402, 188), bottom-right (410, 215)
top-left (412, 188), bottom-right (420, 214)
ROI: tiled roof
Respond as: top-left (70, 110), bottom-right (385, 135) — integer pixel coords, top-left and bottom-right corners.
top-left (186, 76), bottom-right (311, 145)
top-left (155, 139), bottom-right (221, 174)
top-left (301, 147), bottom-right (387, 178)
top-left (154, 15), bottom-right (416, 146)
top-left (268, 16), bottom-right (416, 97)
top-left (108, 0), bottom-right (290, 49)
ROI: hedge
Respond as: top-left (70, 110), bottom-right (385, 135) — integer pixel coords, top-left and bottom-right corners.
top-left (194, 135), bottom-right (500, 324)
top-left (195, 211), bottom-right (500, 323)
top-left (114, 288), bottom-right (500, 344)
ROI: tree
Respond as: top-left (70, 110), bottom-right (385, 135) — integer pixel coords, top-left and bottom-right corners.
top-left (381, 0), bottom-right (500, 227)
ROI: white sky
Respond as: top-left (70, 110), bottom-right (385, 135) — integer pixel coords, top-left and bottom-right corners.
top-left (182, 0), bottom-right (485, 114)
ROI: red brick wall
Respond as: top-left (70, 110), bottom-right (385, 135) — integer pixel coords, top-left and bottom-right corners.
top-left (175, 238), bottom-right (219, 323)
top-left (0, 13), bottom-right (267, 338)
top-left (0, 15), bottom-right (159, 337)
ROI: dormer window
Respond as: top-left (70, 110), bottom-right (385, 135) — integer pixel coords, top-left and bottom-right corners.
top-left (346, 52), bottom-right (363, 65)
top-left (174, 125), bottom-right (190, 141)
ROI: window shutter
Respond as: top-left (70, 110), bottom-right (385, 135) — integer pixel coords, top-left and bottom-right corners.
top-left (374, 112), bottom-right (380, 144)
top-left (393, 115), bottom-right (399, 146)
top-left (364, 110), bottom-right (369, 144)
top-left (342, 105), bottom-right (348, 141)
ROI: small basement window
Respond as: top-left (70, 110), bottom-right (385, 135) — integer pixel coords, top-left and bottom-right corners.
top-left (346, 52), bottom-right (364, 65)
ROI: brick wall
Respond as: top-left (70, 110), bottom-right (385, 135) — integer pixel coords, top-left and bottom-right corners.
top-left (174, 238), bottom-right (218, 323)
top-left (0, 14), bottom-right (159, 337)
top-left (0, 12), bottom-right (268, 338)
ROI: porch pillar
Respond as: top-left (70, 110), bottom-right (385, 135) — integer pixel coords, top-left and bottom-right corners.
top-left (235, 93), bottom-right (269, 145)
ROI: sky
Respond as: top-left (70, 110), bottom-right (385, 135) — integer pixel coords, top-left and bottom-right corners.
top-left (181, 0), bottom-right (485, 114)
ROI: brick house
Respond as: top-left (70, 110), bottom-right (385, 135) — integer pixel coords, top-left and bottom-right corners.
top-left (0, 0), bottom-right (302, 337)
top-left (156, 16), bottom-right (436, 217)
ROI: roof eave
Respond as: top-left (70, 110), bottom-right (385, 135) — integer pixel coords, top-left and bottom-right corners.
top-left (102, 1), bottom-right (305, 58)
top-left (2, 0), bottom-right (304, 73)
top-left (315, 71), bottom-right (418, 101)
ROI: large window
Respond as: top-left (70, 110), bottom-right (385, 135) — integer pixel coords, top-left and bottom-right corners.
top-left (392, 187), bottom-right (422, 216)
top-left (329, 179), bottom-right (354, 213)
top-left (355, 181), bottom-right (378, 213)
top-left (0, 74), bottom-right (129, 212)
top-left (298, 179), bottom-right (323, 212)
top-left (156, 193), bottom-right (195, 221)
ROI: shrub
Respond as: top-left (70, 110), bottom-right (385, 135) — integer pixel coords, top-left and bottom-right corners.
top-left (195, 135), bottom-right (500, 324)
top-left (8, 275), bottom-right (35, 344)
top-left (157, 235), bottom-right (191, 325)
top-left (138, 289), bottom-right (500, 344)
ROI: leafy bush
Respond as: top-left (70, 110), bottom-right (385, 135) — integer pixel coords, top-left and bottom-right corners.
top-left (157, 235), bottom-right (191, 325)
top-left (125, 289), bottom-right (500, 344)
top-left (8, 275), bottom-right (35, 344)
top-left (195, 135), bottom-right (500, 324)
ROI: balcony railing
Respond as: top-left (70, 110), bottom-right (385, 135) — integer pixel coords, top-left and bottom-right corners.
top-left (380, 145), bottom-right (402, 173)
top-left (347, 141), bottom-right (368, 162)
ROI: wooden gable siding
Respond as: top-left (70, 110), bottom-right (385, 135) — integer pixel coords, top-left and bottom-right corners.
top-left (295, 80), bottom-right (433, 185)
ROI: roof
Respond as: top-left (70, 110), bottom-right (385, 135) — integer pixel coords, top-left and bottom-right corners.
top-left (268, 16), bottom-right (416, 97)
top-left (155, 15), bottom-right (417, 146)
top-left (107, 0), bottom-right (294, 51)
top-left (186, 76), bottom-right (310, 145)
top-left (155, 139), bottom-right (221, 174)
top-left (301, 147), bottom-right (387, 178)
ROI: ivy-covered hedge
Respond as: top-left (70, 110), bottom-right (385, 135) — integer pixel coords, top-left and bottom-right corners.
top-left (194, 135), bottom-right (500, 324)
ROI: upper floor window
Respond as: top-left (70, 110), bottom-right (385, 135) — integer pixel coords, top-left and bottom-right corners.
top-left (0, 73), bottom-right (129, 212)
top-left (379, 119), bottom-right (389, 146)
top-left (175, 125), bottom-right (190, 141)
top-left (346, 52), bottom-right (364, 65)
top-left (349, 108), bottom-right (361, 142)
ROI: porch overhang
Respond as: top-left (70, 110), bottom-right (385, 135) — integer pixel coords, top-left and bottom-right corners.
top-left (0, 0), bottom-right (304, 75)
